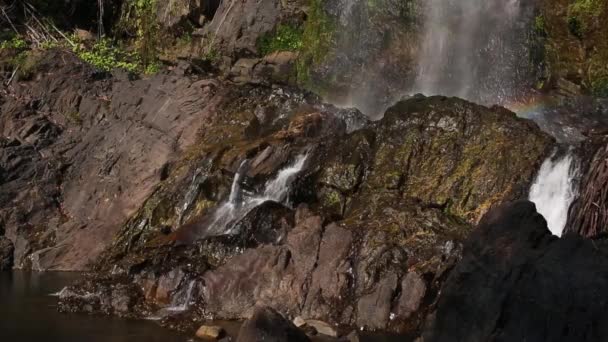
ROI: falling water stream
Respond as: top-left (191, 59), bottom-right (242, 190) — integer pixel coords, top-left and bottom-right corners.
top-left (205, 154), bottom-right (309, 237)
top-left (412, 0), bottom-right (531, 106)
top-left (529, 151), bottom-right (579, 236)
top-left (410, 0), bottom-right (581, 234)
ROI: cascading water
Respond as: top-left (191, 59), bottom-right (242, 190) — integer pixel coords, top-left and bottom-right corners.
top-left (529, 151), bottom-right (579, 236)
top-left (165, 280), bottom-right (197, 312)
top-left (410, 0), bottom-right (582, 235)
top-left (412, 0), bottom-right (532, 106)
top-left (204, 153), bottom-right (309, 237)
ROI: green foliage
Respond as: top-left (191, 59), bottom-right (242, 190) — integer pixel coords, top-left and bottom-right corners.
top-left (72, 39), bottom-right (140, 73)
top-left (567, 0), bottom-right (604, 38)
top-left (203, 48), bottom-right (220, 63)
top-left (297, 0), bottom-right (336, 87)
top-left (0, 36), bottom-right (27, 50)
top-left (534, 15), bottom-right (547, 36)
top-left (570, 0), bottom-right (603, 17)
top-left (117, 0), bottom-right (160, 69)
top-left (590, 77), bottom-right (608, 97)
top-left (9, 51), bottom-right (45, 80)
top-left (64, 111), bottom-right (83, 125)
top-left (567, 16), bottom-right (583, 38)
top-left (257, 24), bottom-right (303, 55)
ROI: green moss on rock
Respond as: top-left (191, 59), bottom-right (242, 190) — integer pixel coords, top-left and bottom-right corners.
top-left (296, 0), bottom-right (336, 92)
top-left (258, 24), bottom-right (303, 56)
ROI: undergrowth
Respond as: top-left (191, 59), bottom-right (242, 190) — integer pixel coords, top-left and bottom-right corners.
top-left (257, 24), bottom-right (303, 55)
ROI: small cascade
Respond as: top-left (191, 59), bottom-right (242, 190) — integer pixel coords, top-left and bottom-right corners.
top-left (165, 280), bottom-right (197, 313)
top-left (204, 153), bottom-right (309, 237)
top-left (529, 150), bottom-right (579, 236)
top-left (261, 154), bottom-right (308, 204)
top-left (228, 159), bottom-right (250, 206)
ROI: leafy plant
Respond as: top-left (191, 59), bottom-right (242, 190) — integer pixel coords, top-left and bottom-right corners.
top-left (567, 0), bottom-right (604, 38)
top-left (534, 15), bottom-right (547, 36)
top-left (591, 77), bottom-right (608, 97)
top-left (117, 0), bottom-right (160, 70)
top-left (257, 24), bottom-right (303, 56)
top-left (72, 39), bottom-right (140, 73)
top-left (0, 36), bottom-right (28, 49)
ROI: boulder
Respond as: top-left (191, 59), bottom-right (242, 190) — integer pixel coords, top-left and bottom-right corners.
top-left (304, 320), bottom-right (338, 337)
top-left (425, 200), bottom-right (608, 342)
top-left (196, 325), bottom-right (225, 340)
top-left (236, 306), bottom-right (310, 342)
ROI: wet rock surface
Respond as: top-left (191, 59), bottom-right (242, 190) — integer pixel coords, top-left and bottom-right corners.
top-left (0, 49), bottom-right (555, 337)
top-left (425, 200), bottom-right (608, 342)
top-left (0, 236), bottom-right (14, 270)
top-left (236, 306), bottom-right (310, 342)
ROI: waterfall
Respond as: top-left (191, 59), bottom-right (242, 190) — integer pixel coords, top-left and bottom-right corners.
top-left (529, 151), bottom-right (579, 236)
top-left (261, 154), bottom-right (308, 203)
top-left (412, 0), bottom-right (530, 106)
top-left (165, 280), bottom-right (197, 312)
top-left (228, 159), bottom-right (250, 206)
top-left (204, 153), bottom-right (309, 237)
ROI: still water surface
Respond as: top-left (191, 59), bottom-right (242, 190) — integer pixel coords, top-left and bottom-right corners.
top-left (0, 271), bottom-right (187, 342)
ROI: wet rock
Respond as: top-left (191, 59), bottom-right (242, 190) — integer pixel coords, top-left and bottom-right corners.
top-left (0, 50), bottom-right (228, 270)
top-left (356, 273), bottom-right (398, 330)
top-left (556, 78), bottom-right (582, 97)
top-left (228, 201), bottom-right (294, 247)
top-left (395, 272), bottom-right (427, 320)
top-left (110, 285), bottom-right (136, 314)
top-left (0, 236), bottom-right (14, 270)
top-left (202, 0), bottom-right (303, 58)
top-left (425, 200), bottom-right (608, 342)
top-left (230, 59), bottom-right (261, 84)
top-left (345, 331), bottom-right (361, 342)
top-left (362, 96), bottom-right (553, 223)
top-left (157, 0), bottom-right (202, 31)
top-left (304, 320), bottom-right (338, 338)
top-left (155, 269), bottom-right (186, 304)
top-left (196, 325), bottom-right (225, 340)
top-left (236, 306), bottom-right (310, 342)
top-left (301, 224), bottom-right (353, 320)
top-left (293, 316), bottom-right (306, 327)
top-left (252, 52), bottom-right (299, 85)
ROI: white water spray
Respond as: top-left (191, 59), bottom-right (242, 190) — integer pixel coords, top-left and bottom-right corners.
top-left (205, 154), bottom-right (308, 237)
top-left (412, 0), bottom-right (529, 105)
top-left (529, 151), bottom-right (579, 236)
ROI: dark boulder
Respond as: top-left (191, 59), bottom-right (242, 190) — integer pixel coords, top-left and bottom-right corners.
top-left (228, 201), bottom-right (294, 247)
top-left (236, 306), bottom-right (310, 342)
top-left (425, 200), bottom-right (608, 342)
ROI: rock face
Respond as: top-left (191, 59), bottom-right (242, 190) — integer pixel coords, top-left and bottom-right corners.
top-left (236, 306), bottom-right (310, 342)
top-left (566, 142), bottom-right (608, 237)
top-left (202, 0), bottom-right (305, 58)
top-left (425, 200), bottom-right (608, 342)
top-left (0, 50), bottom-right (229, 270)
top-left (0, 236), bottom-right (14, 270)
top-left (54, 83), bottom-right (550, 337)
top-left (0, 49), bottom-right (553, 335)
top-left (540, 0), bottom-right (608, 96)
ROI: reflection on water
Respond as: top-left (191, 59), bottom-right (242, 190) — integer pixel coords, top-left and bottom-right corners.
top-left (0, 271), bottom-right (186, 342)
